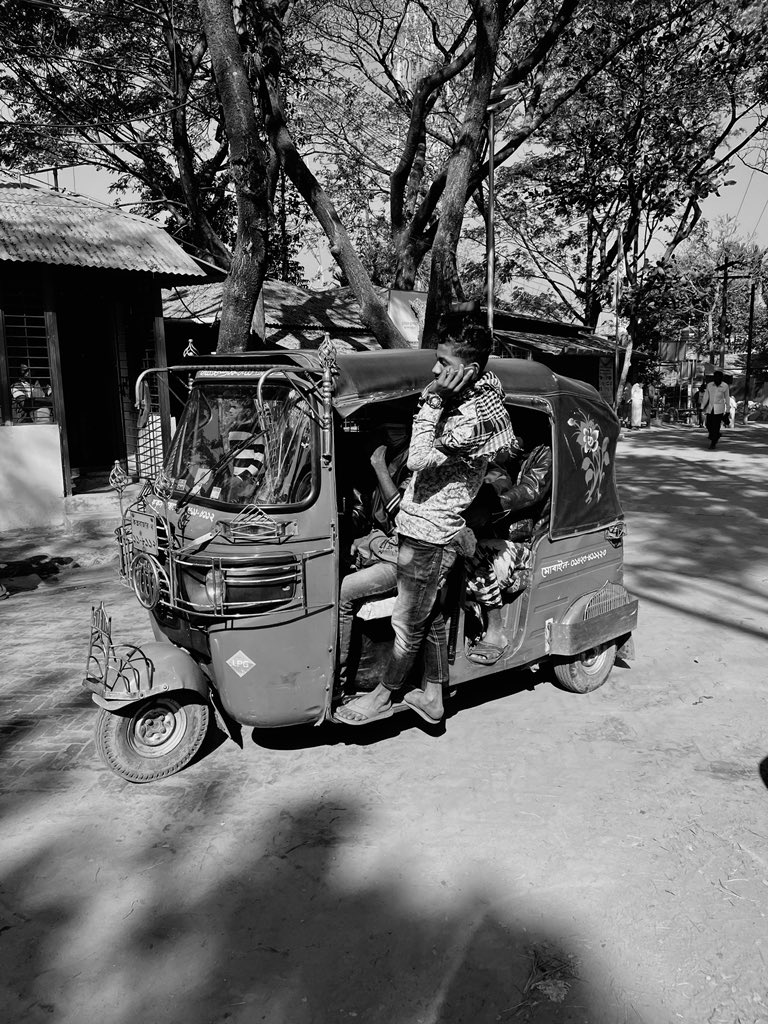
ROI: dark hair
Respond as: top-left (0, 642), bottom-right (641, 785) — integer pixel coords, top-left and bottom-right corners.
top-left (437, 313), bottom-right (492, 372)
top-left (713, 370), bottom-right (723, 384)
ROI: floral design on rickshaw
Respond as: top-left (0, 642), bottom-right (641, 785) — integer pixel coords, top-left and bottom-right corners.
top-left (567, 410), bottom-right (610, 504)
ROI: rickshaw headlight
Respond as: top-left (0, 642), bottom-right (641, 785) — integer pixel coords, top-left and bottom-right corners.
top-left (205, 567), bottom-right (226, 608)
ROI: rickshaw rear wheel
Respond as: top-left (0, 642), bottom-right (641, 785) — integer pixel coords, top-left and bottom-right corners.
top-left (95, 693), bottom-right (210, 783)
top-left (552, 641), bottom-right (617, 693)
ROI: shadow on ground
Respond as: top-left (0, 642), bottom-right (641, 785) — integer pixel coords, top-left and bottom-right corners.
top-left (0, 555), bottom-right (77, 594)
top-left (617, 424), bottom-right (768, 636)
top-left (0, 795), bottom-right (659, 1024)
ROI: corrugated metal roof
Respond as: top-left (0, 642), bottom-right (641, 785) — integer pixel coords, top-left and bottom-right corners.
top-left (163, 280), bottom-right (378, 331)
top-left (0, 177), bottom-right (206, 278)
top-left (496, 328), bottom-right (617, 356)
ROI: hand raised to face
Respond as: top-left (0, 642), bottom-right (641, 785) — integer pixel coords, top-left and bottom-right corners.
top-left (369, 443), bottom-right (388, 468)
top-left (431, 363), bottom-right (475, 398)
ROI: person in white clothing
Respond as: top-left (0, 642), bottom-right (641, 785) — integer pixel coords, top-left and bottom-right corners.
top-left (701, 371), bottom-right (730, 449)
top-left (630, 382), bottom-right (643, 429)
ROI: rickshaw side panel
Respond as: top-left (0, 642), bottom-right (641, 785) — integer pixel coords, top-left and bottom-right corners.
top-left (208, 545), bottom-right (336, 727)
top-left (523, 532), bottom-right (627, 657)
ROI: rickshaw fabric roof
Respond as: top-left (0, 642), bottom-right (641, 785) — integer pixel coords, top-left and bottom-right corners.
top-left (191, 350), bottom-right (623, 539)
top-left (285, 349), bottom-right (601, 415)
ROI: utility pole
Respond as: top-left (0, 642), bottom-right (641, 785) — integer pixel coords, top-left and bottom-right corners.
top-left (743, 280), bottom-right (756, 419)
top-left (613, 223), bottom-right (623, 406)
top-left (718, 256), bottom-right (729, 368)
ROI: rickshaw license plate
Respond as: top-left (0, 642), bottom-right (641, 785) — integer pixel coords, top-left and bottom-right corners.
top-left (130, 511), bottom-right (158, 554)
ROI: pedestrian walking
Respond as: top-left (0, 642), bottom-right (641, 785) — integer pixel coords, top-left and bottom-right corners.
top-left (701, 370), bottom-right (730, 449)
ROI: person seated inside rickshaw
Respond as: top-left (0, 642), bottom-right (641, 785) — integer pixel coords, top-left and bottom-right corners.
top-left (337, 433), bottom-right (409, 692)
top-left (216, 393), bottom-right (267, 503)
top-left (184, 440), bottom-right (218, 496)
top-left (464, 439), bottom-right (552, 666)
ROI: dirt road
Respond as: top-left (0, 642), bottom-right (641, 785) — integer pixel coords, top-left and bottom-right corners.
top-left (1, 423), bottom-right (767, 1024)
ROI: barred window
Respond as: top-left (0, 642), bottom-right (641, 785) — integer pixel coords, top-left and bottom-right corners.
top-left (4, 305), bottom-right (55, 425)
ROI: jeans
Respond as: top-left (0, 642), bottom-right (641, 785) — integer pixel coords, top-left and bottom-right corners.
top-left (338, 560), bottom-right (398, 689)
top-left (706, 412), bottom-right (724, 444)
top-left (383, 534), bottom-right (457, 693)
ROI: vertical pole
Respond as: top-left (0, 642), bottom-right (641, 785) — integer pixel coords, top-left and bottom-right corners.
top-left (43, 269), bottom-right (72, 496)
top-left (744, 280), bottom-right (756, 419)
top-left (486, 110), bottom-right (495, 336)
top-left (719, 256), bottom-right (728, 367)
top-left (152, 285), bottom-right (172, 458)
top-left (613, 224), bottom-right (623, 407)
top-left (0, 300), bottom-right (10, 425)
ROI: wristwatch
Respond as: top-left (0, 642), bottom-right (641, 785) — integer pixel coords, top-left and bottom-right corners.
top-left (421, 392), bottom-right (443, 410)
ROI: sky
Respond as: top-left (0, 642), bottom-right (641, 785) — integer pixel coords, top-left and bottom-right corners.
top-left (699, 157), bottom-right (768, 248)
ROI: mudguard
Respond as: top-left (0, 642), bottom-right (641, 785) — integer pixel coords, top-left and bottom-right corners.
top-left (84, 640), bottom-right (210, 711)
top-left (546, 582), bottom-right (638, 657)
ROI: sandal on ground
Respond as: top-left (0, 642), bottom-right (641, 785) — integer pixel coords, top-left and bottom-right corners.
top-left (403, 691), bottom-right (443, 725)
top-left (466, 639), bottom-right (509, 666)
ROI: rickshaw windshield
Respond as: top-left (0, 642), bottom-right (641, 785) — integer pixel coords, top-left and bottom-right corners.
top-left (166, 382), bottom-right (313, 509)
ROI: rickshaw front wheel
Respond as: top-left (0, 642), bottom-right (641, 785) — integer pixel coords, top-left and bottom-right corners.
top-left (95, 694), bottom-right (210, 783)
top-left (552, 641), bottom-right (617, 693)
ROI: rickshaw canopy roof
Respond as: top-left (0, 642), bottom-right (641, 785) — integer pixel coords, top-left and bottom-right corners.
top-left (192, 349), bottom-right (624, 538)
top-left (303, 350), bottom-right (599, 415)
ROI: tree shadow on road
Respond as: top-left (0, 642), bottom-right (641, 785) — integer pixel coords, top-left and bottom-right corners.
top-left (616, 424), bottom-right (768, 639)
top-left (0, 795), bottom-right (665, 1024)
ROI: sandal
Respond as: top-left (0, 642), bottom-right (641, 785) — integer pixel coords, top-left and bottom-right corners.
top-left (466, 639), bottom-right (508, 666)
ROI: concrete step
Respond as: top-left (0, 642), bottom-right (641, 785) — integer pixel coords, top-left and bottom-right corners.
top-left (64, 483), bottom-right (142, 540)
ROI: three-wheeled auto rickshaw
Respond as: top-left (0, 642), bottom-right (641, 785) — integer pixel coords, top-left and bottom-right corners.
top-left (84, 344), bottom-right (638, 782)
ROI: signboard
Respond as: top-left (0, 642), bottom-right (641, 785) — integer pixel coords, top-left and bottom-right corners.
top-left (130, 511), bottom-right (158, 554)
top-left (598, 356), bottom-right (614, 403)
top-left (658, 339), bottom-right (688, 362)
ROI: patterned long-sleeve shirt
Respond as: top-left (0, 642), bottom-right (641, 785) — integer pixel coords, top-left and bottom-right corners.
top-left (396, 372), bottom-right (518, 546)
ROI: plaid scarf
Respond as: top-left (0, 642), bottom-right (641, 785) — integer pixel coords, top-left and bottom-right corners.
top-left (463, 371), bottom-right (519, 461)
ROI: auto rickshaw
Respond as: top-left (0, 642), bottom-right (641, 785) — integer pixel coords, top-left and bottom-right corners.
top-left (84, 343), bottom-right (638, 782)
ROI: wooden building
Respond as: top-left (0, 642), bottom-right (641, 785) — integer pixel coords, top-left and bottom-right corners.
top-left (0, 177), bottom-right (206, 530)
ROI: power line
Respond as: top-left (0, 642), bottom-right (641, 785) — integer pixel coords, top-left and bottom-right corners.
top-left (734, 169), bottom-right (755, 220)
top-left (748, 193), bottom-right (768, 240)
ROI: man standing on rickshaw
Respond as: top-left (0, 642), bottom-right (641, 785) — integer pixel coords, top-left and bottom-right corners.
top-left (336, 314), bottom-right (517, 726)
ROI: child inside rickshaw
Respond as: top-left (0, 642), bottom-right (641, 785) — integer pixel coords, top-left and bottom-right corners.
top-left (465, 419), bottom-right (553, 665)
top-left (176, 390), bottom-right (267, 504)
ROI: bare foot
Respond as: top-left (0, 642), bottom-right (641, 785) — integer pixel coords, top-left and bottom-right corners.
top-left (404, 688), bottom-right (444, 724)
top-left (335, 688), bottom-right (393, 725)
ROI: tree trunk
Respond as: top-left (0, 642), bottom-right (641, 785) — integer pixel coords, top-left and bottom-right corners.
top-left (615, 332), bottom-right (633, 408)
top-left (421, 0), bottom-right (503, 347)
top-left (199, 0), bottom-right (270, 352)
